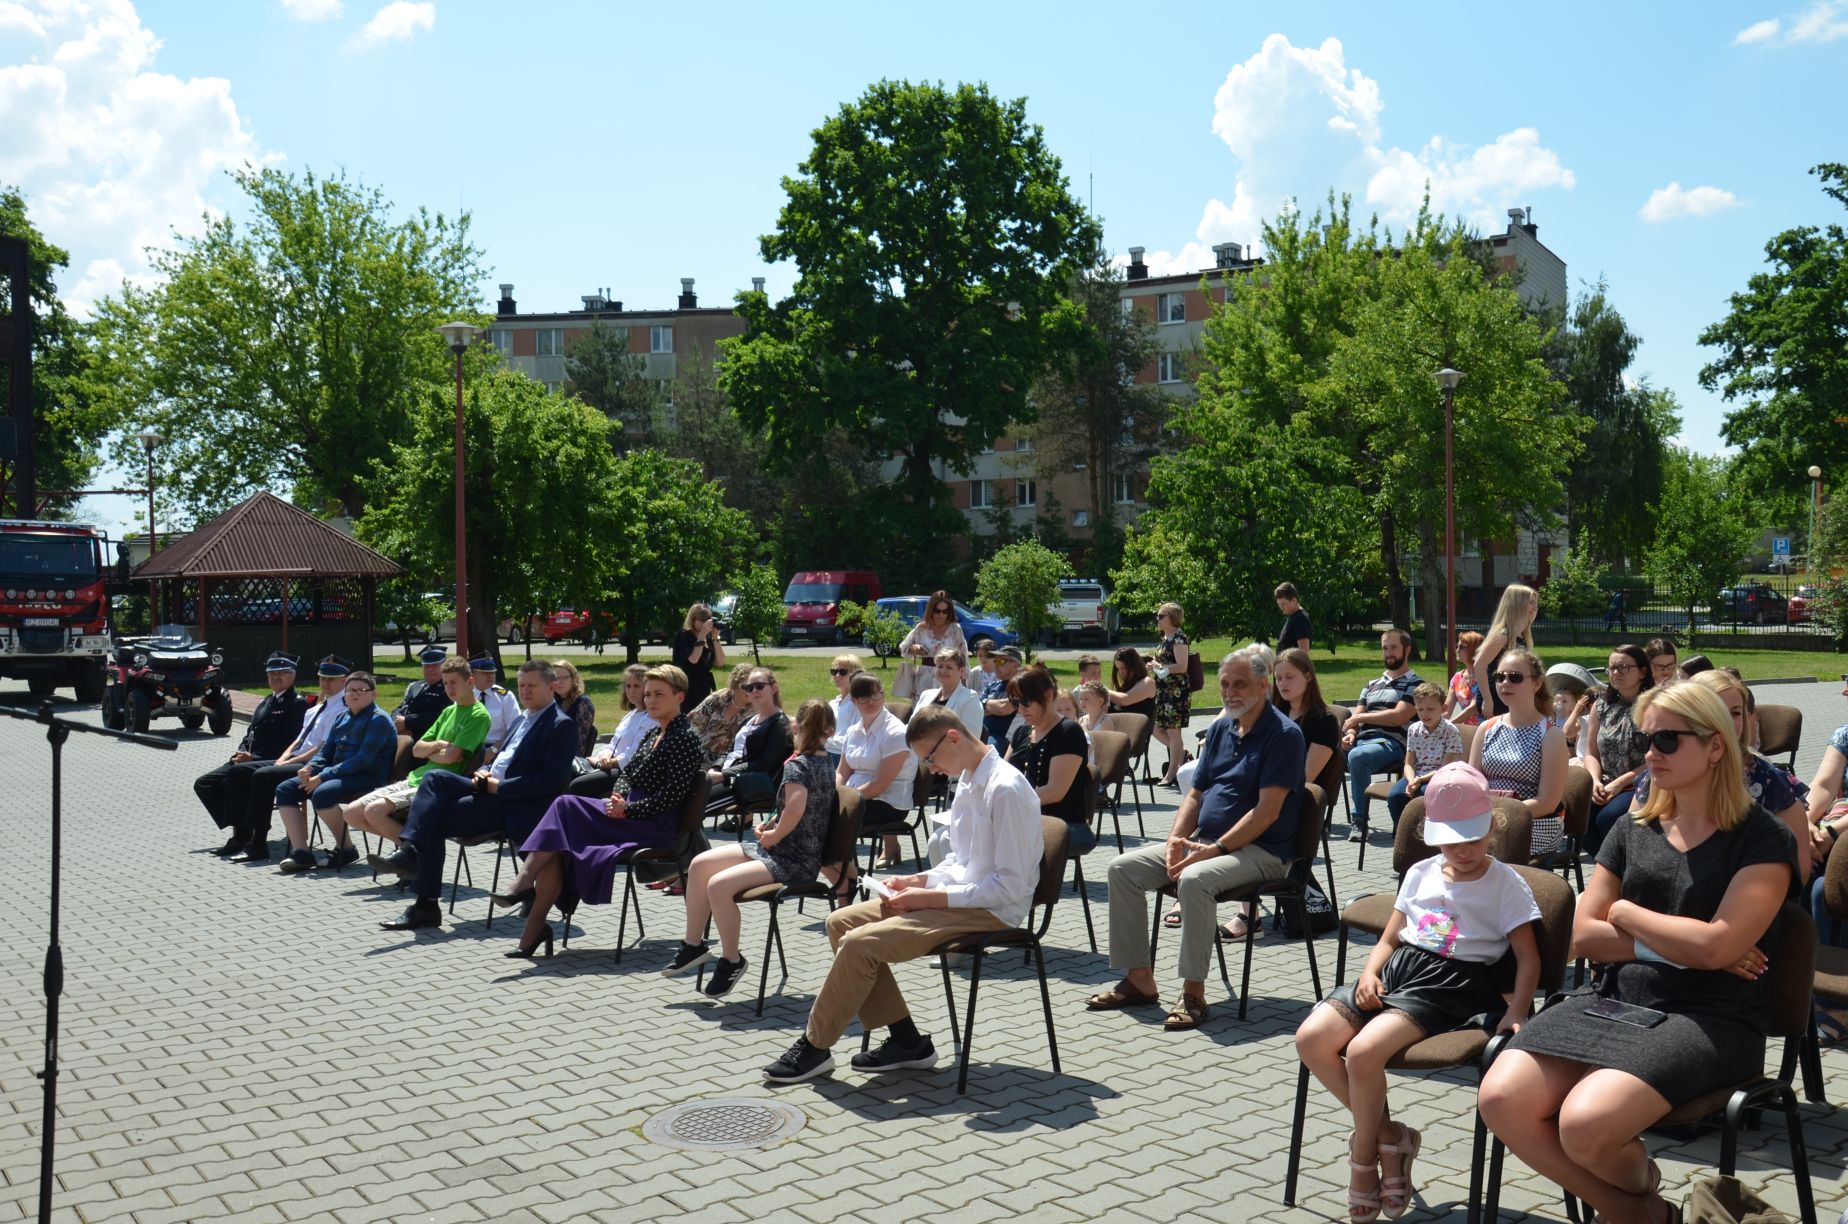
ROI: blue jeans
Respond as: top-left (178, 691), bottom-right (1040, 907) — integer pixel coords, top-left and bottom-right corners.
top-left (1584, 792), bottom-right (1635, 857)
top-left (1346, 738), bottom-right (1404, 827)
top-left (1811, 871), bottom-right (1848, 950)
top-left (1386, 778), bottom-right (1414, 829)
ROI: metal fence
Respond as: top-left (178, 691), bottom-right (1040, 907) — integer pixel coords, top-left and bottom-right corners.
top-left (1526, 570), bottom-right (1837, 650)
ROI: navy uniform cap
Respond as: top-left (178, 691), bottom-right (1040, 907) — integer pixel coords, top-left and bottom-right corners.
top-left (264, 652), bottom-right (300, 673)
top-left (418, 646), bottom-right (448, 665)
top-left (318, 654), bottom-right (354, 678)
top-left (469, 655), bottom-right (496, 671)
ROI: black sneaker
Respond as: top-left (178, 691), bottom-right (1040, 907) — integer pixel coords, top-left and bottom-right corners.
top-left (209, 833), bottom-right (243, 857)
top-left (277, 849), bottom-right (317, 874)
top-left (704, 956), bottom-right (747, 998)
top-left (850, 1034), bottom-right (939, 1073)
top-left (661, 942), bottom-right (713, 978)
top-left (762, 1037), bottom-right (834, 1084)
top-left (323, 844), bottom-right (359, 870)
top-left (1347, 824), bottom-right (1368, 844)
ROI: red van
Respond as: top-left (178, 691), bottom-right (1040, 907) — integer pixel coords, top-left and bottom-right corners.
top-left (779, 570), bottom-right (882, 646)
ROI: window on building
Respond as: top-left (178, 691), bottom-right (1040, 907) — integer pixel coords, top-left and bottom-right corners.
top-left (1119, 414), bottom-right (1137, 447)
top-left (489, 330), bottom-right (513, 355)
top-left (1015, 435), bottom-right (1033, 453)
top-left (1120, 297), bottom-right (1135, 318)
top-left (1158, 292), bottom-right (1185, 324)
top-left (650, 325), bottom-right (674, 353)
top-left (1072, 509), bottom-right (1090, 528)
top-left (1113, 473), bottom-right (1135, 504)
top-left (969, 479), bottom-right (993, 509)
top-left (1016, 479), bottom-right (1037, 508)
top-left (1157, 352), bottom-right (1182, 383)
top-left (534, 328), bottom-right (563, 356)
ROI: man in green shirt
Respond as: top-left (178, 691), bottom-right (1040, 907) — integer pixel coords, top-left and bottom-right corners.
top-left (338, 657), bottom-right (491, 849)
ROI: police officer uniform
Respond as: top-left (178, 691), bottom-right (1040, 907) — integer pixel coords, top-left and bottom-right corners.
top-left (197, 653), bottom-right (307, 855)
top-left (393, 646), bottom-right (453, 739)
top-left (471, 656), bottom-right (517, 751)
top-left (226, 655), bottom-right (351, 860)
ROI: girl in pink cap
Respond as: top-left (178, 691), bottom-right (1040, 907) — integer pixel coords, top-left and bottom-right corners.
top-left (1295, 762), bottom-right (1542, 1221)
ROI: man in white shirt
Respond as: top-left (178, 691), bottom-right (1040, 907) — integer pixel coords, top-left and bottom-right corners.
top-left (763, 702), bottom-right (1043, 1084)
top-left (471, 655), bottom-right (518, 751)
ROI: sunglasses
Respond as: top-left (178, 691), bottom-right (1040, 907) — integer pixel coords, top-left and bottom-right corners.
top-left (931, 606), bottom-right (951, 616)
top-left (1491, 672), bottom-right (1533, 685)
top-left (742, 681), bottom-right (772, 693)
top-left (1645, 728), bottom-right (1710, 755)
top-left (829, 667), bottom-right (853, 676)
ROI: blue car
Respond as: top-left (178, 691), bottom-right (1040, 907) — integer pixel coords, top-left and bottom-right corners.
top-left (873, 596), bottom-right (1018, 655)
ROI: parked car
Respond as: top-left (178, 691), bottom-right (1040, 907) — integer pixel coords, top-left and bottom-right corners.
top-left (542, 609), bottom-right (618, 644)
top-left (871, 596), bottom-right (1018, 657)
top-left (1046, 577), bottom-right (1120, 646)
top-left (1788, 584), bottom-right (1820, 624)
top-left (1710, 583), bottom-right (1789, 626)
top-left (779, 570), bottom-right (882, 646)
top-left (709, 593), bottom-right (738, 645)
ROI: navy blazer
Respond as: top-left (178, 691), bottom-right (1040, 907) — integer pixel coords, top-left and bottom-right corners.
top-left (494, 701), bottom-right (578, 828)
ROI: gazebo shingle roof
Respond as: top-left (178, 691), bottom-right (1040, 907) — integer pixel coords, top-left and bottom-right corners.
top-left (133, 491), bottom-right (403, 581)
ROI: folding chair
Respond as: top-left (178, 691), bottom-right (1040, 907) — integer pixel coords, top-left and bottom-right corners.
top-left (612, 774), bottom-right (711, 962)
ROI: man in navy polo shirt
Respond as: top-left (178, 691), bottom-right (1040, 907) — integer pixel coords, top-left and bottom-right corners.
top-left (1088, 644), bottom-right (1305, 1030)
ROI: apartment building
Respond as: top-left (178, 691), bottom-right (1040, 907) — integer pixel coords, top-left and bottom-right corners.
top-left (486, 279), bottom-right (748, 395)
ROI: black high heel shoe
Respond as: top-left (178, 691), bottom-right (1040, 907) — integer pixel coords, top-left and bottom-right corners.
top-left (490, 886), bottom-right (536, 909)
top-left (504, 925), bottom-right (554, 959)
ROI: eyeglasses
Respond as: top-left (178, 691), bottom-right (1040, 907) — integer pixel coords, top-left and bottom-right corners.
top-left (829, 667), bottom-right (853, 676)
top-left (931, 606), bottom-right (951, 616)
top-left (1607, 663), bottom-right (1638, 675)
top-left (742, 681), bottom-right (771, 693)
top-left (919, 732), bottom-right (950, 770)
top-left (1491, 672), bottom-right (1532, 685)
top-left (1645, 728), bottom-right (1710, 755)
top-left (345, 685), bottom-right (374, 694)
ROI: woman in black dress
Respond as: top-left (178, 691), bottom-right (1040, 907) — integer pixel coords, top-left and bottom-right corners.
top-left (1478, 681), bottom-right (1795, 1224)
top-left (671, 602), bottom-right (726, 709)
top-left (1005, 666), bottom-right (1093, 853)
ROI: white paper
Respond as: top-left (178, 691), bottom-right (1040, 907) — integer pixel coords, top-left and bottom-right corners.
top-left (864, 876), bottom-right (897, 900)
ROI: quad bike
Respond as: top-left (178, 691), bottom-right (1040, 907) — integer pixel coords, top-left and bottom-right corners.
top-left (99, 627), bottom-right (234, 735)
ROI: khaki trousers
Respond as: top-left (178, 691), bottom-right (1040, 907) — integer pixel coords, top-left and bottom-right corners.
top-left (805, 900), bottom-right (1008, 1049)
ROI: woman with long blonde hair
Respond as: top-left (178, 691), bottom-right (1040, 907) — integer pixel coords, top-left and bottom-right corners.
top-left (1472, 584), bottom-right (1538, 721)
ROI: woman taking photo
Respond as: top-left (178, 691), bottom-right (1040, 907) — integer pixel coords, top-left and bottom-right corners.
top-left (672, 602), bottom-right (727, 709)
top-left (1150, 603), bottom-right (1194, 786)
top-left (838, 671), bottom-right (918, 869)
top-left (567, 664), bottom-right (656, 798)
top-left (1468, 648), bottom-right (1568, 857)
top-left (896, 591), bottom-right (966, 700)
top-left (1581, 644), bottom-right (1653, 854)
top-left (551, 659), bottom-right (598, 756)
top-left (1479, 681), bottom-right (1796, 1224)
top-left (1472, 584), bottom-right (1538, 720)
top-left (705, 667), bottom-right (794, 817)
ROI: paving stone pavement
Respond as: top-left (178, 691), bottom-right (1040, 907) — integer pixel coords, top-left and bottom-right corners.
top-left (2, 677), bottom-right (1846, 1223)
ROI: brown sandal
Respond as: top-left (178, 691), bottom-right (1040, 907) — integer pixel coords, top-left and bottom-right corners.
top-left (1162, 994), bottom-right (1209, 1030)
top-left (1086, 981), bottom-right (1162, 1010)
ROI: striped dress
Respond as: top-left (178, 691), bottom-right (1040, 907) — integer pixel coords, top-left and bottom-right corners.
top-left (1479, 717), bottom-right (1561, 855)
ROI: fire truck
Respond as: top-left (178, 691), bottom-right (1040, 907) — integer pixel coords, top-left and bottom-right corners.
top-left (0, 519), bottom-right (111, 702)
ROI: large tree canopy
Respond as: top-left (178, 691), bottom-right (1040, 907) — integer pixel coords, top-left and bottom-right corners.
top-left (90, 166), bottom-right (485, 520)
top-left (721, 79), bottom-right (1100, 587)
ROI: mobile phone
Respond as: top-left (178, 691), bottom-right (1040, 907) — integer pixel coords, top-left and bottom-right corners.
top-left (1585, 997), bottom-right (1667, 1028)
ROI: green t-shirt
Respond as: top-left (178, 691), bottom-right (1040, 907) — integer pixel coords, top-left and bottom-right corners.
top-left (408, 700), bottom-right (493, 783)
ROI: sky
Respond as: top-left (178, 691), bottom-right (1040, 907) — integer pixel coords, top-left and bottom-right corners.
top-left (2, 0), bottom-right (1843, 536)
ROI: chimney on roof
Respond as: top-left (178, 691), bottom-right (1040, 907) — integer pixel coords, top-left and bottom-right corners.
top-left (1127, 246), bottom-right (1148, 281)
top-left (1523, 205), bottom-right (1537, 238)
top-left (1506, 207), bottom-right (1526, 236)
top-left (497, 283), bottom-right (516, 316)
top-left (751, 276), bottom-right (766, 294)
top-left (678, 277), bottom-right (697, 309)
top-left (581, 292), bottom-right (606, 312)
top-left (1211, 241), bottom-right (1243, 269)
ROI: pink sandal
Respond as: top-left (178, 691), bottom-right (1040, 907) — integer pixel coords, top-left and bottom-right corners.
top-left (1378, 1124), bottom-right (1420, 1220)
top-left (1346, 1133), bottom-right (1381, 1222)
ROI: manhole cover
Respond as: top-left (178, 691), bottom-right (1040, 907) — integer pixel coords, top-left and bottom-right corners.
top-left (642, 1097), bottom-right (806, 1151)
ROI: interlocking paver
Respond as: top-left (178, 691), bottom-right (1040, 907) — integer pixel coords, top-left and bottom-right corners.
top-left (3, 678), bottom-right (1847, 1222)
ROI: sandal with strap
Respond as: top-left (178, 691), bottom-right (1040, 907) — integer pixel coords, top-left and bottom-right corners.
top-left (1347, 1133), bottom-right (1381, 1223)
top-left (1085, 981), bottom-right (1162, 1010)
top-left (1162, 993), bottom-right (1209, 1031)
top-left (1378, 1124), bottom-right (1420, 1220)
top-left (1218, 908), bottom-right (1262, 941)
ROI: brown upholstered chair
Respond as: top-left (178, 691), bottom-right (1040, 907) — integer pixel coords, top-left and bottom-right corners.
top-left (1530, 764), bottom-right (1593, 891)
top-left (1283, 864), bottom-right (1576, 1221)
top-left (1803, 837), bottom-right (1848, 1104)
top-left (1090, 729), bottom-right (1135, 853)
top-left (1756, 704), bottom-right (1803, 773)
top-left (886, 699), bottom-right (914, 725)
top-left (1110, 711), bottom-right (1153, 833)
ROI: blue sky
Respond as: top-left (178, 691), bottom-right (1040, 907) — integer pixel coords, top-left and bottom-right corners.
top-left (2, 0), bottom-right (1843, 533)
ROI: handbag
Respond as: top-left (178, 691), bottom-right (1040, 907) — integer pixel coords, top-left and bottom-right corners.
top-left (893, 660), bottom-right (921, 701)
top-left (1186, 648), bottom-right (1205, 693)
top-left (1683, 1175), bottom-right (1794, 1224)
top-left (1277, 877), bottom-right (1338, 936)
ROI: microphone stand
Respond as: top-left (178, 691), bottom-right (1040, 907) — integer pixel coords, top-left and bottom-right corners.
top-left (0, 701), bottom-right (176, 1224)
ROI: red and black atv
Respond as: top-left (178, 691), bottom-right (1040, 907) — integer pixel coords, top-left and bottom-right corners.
top-left (100, 628), bottom-right (235, 735)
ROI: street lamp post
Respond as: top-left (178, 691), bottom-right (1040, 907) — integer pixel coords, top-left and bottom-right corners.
top-left (1811, 465), bottom-right (1825, 579)
top-left (136, 431), bottom-right (162, 556)
top-left (1435, 369), bottom-right (1464, 676)
top-left (437, 322), bottom-right (484, 659)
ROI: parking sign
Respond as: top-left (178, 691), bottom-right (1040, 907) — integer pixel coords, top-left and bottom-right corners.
top-left (1773, 537), bottom-right (1791, 556)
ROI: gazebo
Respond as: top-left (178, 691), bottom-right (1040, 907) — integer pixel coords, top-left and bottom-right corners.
top-left (132, 491), bottom-right (404, 685)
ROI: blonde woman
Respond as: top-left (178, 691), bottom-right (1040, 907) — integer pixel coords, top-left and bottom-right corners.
top-left (1481, 681), bottom-right (1796, 1224)
top-left (1151, 602), bottom-right (1193, 786)
top-left (672, 602), bottom-right (727, 708)
top-left (823, 653), bottom-right (863, 768)
top-left (1472, 584), bottom-right (1538, 721)
top-left (567, 663), bottom-right (654, 799)
top-left (551, 659), bottom-right (598, 756)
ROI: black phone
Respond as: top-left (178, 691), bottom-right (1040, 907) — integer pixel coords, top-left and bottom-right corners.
top-left (1585, 997), bottom-right (1667, 1028)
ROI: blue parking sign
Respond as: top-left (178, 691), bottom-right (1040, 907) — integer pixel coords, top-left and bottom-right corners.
top-left (1772, 536), bottom-right (1791, 555)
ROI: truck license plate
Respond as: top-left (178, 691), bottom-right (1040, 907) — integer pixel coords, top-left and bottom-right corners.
top-left (1065, 620), bottom-right (1084, 630)
top-left (24, 617), bottom-right (57, 627)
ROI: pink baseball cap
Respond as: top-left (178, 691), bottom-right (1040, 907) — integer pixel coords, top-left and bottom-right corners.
top-left (1423, 762), bottom-right (1496, 845)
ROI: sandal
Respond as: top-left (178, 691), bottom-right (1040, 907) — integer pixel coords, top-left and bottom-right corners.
top-left (1378, 1124), bottom-right (1420, 1220)
top-left (1218, 909), bottom-right (1262, 941)
top-left (1347, 1133), bottom-right (1381, 1223)
top-left (1162, 993), bottom-right (1208, 1030)
top-left (1815, 1004), bottom-right (1848, 1047)
top-left (1162, 906), bottom-right (1183, 928)
top-left (1085, 981), bottom-right (1162, 1010)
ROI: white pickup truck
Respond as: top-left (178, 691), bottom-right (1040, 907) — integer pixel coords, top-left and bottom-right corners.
top-left (1048, 578), bottom-right (1120, 647)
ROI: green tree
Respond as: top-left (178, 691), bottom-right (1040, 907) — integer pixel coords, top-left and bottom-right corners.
top-left (373, 576), bottom-right (449, 662)
top-left (837, 598), bottom-right (906, 666)
top-left (1700, 163), bottom-right (1848, 504)
top-left (0, 186), bottom-right (111, 517)
top-left (729, 561), bottom-right (785, 663)
top-left (721, 79), bottom-right (1101, 589)
top-left (90, 165), bottom-right (484, 519)
top-left (974, 539), bottom-right (1069, 661)
top-left (360, 368), bottom-right (623, 668)
top-left (562, 321), bottom-right (660, 450)
top-left (1540, 539), bottom-right (1607, 644)
top-left (1645, 448), bottom-right (1757, 642)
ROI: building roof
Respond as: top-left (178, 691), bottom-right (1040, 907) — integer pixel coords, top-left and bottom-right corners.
top-left (133, 491), bottom-right (403, 580)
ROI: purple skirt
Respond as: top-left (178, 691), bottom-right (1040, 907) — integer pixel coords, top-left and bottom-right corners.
top-left (521, 794), bottom-right (675, 906)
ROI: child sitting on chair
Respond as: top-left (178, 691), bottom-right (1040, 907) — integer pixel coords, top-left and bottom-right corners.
top-left (1294, 762), bottom-right (1541, 1221)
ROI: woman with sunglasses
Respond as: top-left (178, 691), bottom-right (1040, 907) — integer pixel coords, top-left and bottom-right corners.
top-left (688, 663), bottom-right (756, 766)
top-left (1580, 645), bottom-right (1654, 855)
top-left (1467, 649), bottom-right (1568, 857)
top-left (839, 671), bottom-right (919, 869)
top-left (705, 667), bottom-right (794, 818)
top-left (1480, 681), bottom-right (1796, 1224)
top-left (896, 590), bottom-right (966, 700)
top-left (823, 653), bottom-right (863, 769)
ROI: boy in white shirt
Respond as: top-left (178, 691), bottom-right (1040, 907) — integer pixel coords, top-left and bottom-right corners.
top-left (1386, 682), bottom-right (1464, 831)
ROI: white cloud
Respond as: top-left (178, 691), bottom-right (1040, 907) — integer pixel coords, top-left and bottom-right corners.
top-left (279, 0), bottom-right (343, 20)
top-left (0, 0), bottom-right (274, 313)
top-left (1638, 182), bottom-right (1745, 222)
top-left (1133, 35), bottom-right (1574, 275)
top-left (1731, 2), bottom-right (1848, 45)
top-left (353, 0), bottom-right (432, 46)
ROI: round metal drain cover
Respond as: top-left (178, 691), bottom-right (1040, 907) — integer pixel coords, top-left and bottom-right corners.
top-left (642, 1097), bottom-right (806, 1151)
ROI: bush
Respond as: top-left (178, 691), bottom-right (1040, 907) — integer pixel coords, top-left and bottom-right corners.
top-left (837, 599), bottom-right (906, 666)
top-left (975, 539), bottom-right (1069, 661)
top-left (728, 562), bottom-right (785, 663)
top-left (1542, 541), bottom-right (1607, 642)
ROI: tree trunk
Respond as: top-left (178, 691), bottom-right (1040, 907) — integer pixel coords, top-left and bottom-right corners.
top-left (1379, 509), bottom-right (1410, 633)
top-left (1416, 519), bottom-right (1445, 665)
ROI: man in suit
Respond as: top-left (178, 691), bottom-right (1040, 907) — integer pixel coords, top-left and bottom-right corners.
top-left (197, 652), bottom-right (307, 855)
top-left (375, 659), bottom-right (578, 931)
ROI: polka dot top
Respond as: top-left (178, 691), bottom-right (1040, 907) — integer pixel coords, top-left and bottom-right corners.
top-left (623, 714), bottom-right (705, 825)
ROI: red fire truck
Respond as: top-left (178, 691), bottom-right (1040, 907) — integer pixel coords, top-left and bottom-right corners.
top-left (0, 519), bottom-right (110, 701)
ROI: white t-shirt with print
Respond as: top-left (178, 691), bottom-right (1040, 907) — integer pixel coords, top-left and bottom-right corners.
top-left (1393, 856), bottom-right (1539, 964)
